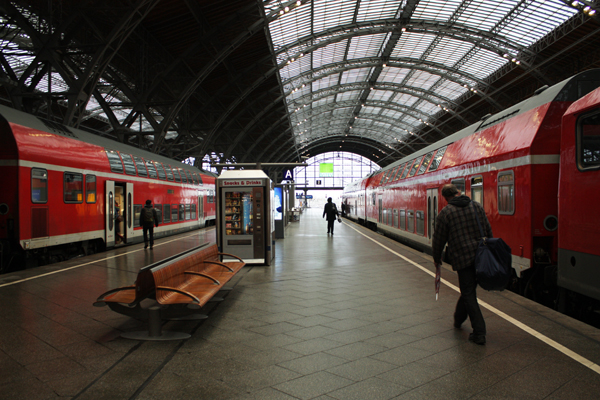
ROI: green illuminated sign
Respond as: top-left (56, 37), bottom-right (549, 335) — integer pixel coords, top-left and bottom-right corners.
top-left (319, 163), bottom-right (334, 177)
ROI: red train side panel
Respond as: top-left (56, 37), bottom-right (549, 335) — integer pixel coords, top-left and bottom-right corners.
top-left (558, 86), bottom-right (600, 301)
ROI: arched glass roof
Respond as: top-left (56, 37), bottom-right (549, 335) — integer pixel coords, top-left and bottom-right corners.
top-left (263, 0), bottom-right (579, 160)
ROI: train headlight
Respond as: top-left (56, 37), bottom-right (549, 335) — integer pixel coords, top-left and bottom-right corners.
top-left (0, 203), bottom-right (8, 215)
top-left (544, 215), bottom-right (558, 232)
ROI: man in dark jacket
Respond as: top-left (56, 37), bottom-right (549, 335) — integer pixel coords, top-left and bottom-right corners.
top-left (139, 199), bottom-right (159, 249)
top-left (432, 184), bottom-right (492, 345)
top-left (323, 197), bottom-right (339, 235)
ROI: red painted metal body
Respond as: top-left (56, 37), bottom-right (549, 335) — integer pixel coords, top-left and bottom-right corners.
top-left (343, 70), bottom-right (600, 302)
top-left (0, 105), bottom-right (216, 270)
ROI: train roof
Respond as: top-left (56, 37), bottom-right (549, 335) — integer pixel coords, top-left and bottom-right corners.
top-left (0, 104), bottom-right (216, 177)
top-left (378, 68), bottom-right (600, 175)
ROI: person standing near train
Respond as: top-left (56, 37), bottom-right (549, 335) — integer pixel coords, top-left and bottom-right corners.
top-left (140, 199), bottom-right (159, 249)
top-left (432, 184), bottom-right (492, 345)
top-left (323, 197), bottom-right (339, 235)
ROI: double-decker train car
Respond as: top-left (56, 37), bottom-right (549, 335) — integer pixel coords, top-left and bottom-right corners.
top-left (0, 104), bottom-right (216, 271)
top-left (342, 69), bottom-right (600, 310)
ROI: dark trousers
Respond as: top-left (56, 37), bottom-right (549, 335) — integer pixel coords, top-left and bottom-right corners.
top-left (327, 219), bottom-right (335, 234)
top-left (455, 266), bottom-right (486, 335)
top-left (143, 224), bottom-right (154, 247)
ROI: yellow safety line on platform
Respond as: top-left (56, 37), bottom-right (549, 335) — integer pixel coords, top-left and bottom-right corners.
top-left (0, 228), bottom-right (215, 288)
top-left (345, 222), bottom-right (600, 375)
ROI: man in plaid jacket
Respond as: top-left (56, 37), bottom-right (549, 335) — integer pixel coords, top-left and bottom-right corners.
top-left (432, 184), bottom-right (493, 345)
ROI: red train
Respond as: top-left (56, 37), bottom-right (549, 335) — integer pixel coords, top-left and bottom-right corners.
top-left (0, 105), bottom-right (216, 271)
top-left (342, 69), bottom-right (600, 313)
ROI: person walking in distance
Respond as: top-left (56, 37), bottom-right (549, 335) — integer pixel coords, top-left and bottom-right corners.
top-left (432, 184), bottom-right (493, 345)
top-left (140, 199), bottom-right (159, 249)
top-left (323, 197), bottom-right (339, 235)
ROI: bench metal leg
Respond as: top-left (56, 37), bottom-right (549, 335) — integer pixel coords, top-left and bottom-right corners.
top-left (121, 306), bottom-right (191, 341)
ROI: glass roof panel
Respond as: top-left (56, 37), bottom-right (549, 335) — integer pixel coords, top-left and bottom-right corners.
top-left (264, 0), bottom-right (585, 154)
top-left (313, 0), bottom-right (357, 32)
top-left (341, 68), bottom-right (372, 84)
top-left (356, 0), bottom-right (401, 21)
top-left (392, 33), bottom-right (436, 59)
top-left (412, 0), bottom-right (463, 21)
top-left (347, 34), bottom-right (388, 59)
top-left (312, 40), bottom-right (349, 69)
top-left (378, 67), bottom-right (410, 84)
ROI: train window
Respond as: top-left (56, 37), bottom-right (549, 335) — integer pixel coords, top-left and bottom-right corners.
top-left (171, 205), bottom-right (179, 222)
top-left (154, 204), bottom-right (163, 222)
top-left (428, 146), bottom-right (447, 172)
top-left (416, 211), bottom-right (424, 235)
top-left (417, 152), bottom-right (434, 175)
top-left (155, 163), bottom-right (167, 180)
top-left (471, 176), bottom-right (483, 205)
top-left (145, 160), bottom-right (158, 179)
top-left (400, 160), bottom-right (413, 179)
top-left (196, 173), bottom-right (203, 185)
top-left (185, 170), bottom-right (194, 183)
top-left (179, 204), bottom-right (185, 221)
top-left (400, 210), bottom-right (406, 230)
top-left (498, 171), bottom-right (515, 215)
top-left (172, 166), bottom-right (181, 183)
top-left (133, 205), bottom-right (142, 228)
top-left (86, 175), bottom-right (96, 203)
top-left (105, 150), bottom-right (124, 174)
top-left (191, 173), bottom-right (198, 185)
top-left (133, 156), bottom-right (148, 177)
top-left (207, 190), bottom-right (215, 204)
top-left (577, 110), bottom-right (600, 170)
top-left (191, 204), bottom-right (197, 219)
top-left (451, 178), bottom-right (465, 195)
top-left (163, 205), bottom-right (171, 223)
top-left (120, 153), bottom-right (137, 176)
top-left (408, 156), bottom-right (423, 178)
top-left (179, 169), bottom-right (188, 184)
top-left (31, 168), bottom-right (48, 203)
top-left (64, 172), bottom-right (83, 203)
top-left (164, 165), bottom-right (174, 181)
top-left (407, 210), bottom-right (415, 232)
top-left (393, 163), bottom-right (405, 181)
top-left (393, 209), bottom-right (398, 228)
top-left (185, 204), bottom-right (191, 220)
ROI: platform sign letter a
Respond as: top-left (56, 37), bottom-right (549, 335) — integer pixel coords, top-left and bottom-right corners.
top-left (283, 168), bottom-right (293, 181)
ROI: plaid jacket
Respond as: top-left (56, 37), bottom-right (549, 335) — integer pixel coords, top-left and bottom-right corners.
top-left (432, 195), bottom-right (493, 271)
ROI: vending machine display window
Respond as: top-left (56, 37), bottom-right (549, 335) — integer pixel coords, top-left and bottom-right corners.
top-left (225, 191), bottom-right (254, 235)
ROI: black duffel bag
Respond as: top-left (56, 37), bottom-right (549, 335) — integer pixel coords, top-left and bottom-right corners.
top-left (471, 204), bottom-right (512, 291)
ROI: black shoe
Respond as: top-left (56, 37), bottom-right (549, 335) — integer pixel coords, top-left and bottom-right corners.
top-left (468, 333), bottom-right (486, 345)
top-left (144, 244), bottom-right (148, 249)
top-left (454, 319), bottom-right (462, 329)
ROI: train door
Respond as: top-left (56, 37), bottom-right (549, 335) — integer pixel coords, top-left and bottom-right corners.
top-left (198, 194), bottom-right (204, 226)
top-left (105, 181), bottom-right (115, 247)
top-left (427, 188), bottom-right (438, 242)
top-left (378, 195), bottom-right (383, 223)
top-left (125, 183), bottom-right (134, 240)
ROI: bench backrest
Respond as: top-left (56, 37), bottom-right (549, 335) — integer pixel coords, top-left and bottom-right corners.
top-left (148, 243), bottom-right (219, 303)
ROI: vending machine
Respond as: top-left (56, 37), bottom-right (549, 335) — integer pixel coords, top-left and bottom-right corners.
top-left (216, 170), bottom-right (273, 265)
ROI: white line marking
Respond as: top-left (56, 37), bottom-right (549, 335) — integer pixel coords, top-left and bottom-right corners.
top-left (344, 222), bottom-right (600, 375)
top-left (0, 228), bottom-right (215, 288)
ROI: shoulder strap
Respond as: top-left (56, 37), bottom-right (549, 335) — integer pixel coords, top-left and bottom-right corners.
top-left (471, 202), bottom-right (485, 239)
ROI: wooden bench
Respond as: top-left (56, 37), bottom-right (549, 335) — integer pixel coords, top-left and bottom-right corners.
top-left (94, 243), bottom-right (245, 340)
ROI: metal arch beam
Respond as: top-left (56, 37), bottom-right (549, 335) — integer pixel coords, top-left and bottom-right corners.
top-left (63, 0), bottom-right (161, 127)
top-left (289, 82), bottom-right (473, 124)
top-left (292, 100), bottom-right (446, 137)
top-left (274, 125), bottom-right (413, 164)
top-left (283, 57), bottom-right (500, 107)
top-left (274, 19), bottom-right (534, 67)
top-left (276, 136), bottom-right (401, 165)
top-left (150, 5), bottom-right (268, 153)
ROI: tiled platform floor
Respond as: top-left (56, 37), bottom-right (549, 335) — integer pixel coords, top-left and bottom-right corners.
top-left (2, 208), bottom-right (600, 399)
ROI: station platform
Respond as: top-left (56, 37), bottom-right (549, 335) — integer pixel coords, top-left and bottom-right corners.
top-left (2, 209), bottom-right (600, 399)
